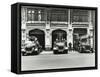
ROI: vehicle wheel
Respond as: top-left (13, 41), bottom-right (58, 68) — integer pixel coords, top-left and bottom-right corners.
top-left (79, 48), bottom-right (83, 53)
top-left (36, 50), bottom-right (40, 55)
top-left (35, 52), bottom-right (39, 55)
top-left (39, 49), bottom-right (42, 52)
top-left (23, 53), bottom-right (27, 56)
top-left (22, 52), bottom-right (24, 56)
top-left (64, 50), bottom-right (68, 54)
top-left (53, 50), bottom-right (58, 54)
top-left (90, 48), bottom-right (94, 53)
top-left (39, 49), bottom-right (42, 53)
top-left (32, 52), bottom-right (38, 55)
top-left (37, 51), bottom-right (40, 55)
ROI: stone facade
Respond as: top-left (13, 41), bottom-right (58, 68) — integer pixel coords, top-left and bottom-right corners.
top-left (21, 6), bottom-right (95, 50)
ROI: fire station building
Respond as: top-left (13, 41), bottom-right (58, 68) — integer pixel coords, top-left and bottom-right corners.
top-left (21, 6), bottom-right (95, 50)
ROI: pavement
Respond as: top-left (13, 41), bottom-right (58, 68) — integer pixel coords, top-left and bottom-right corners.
top-left (21, 51), bottom-right (95, 71)
top-left (39, 50), bottom-right (79, 55)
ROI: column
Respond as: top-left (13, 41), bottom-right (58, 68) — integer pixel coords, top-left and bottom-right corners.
top-left (67, 9), bottom-right (73, 47)
top-left (45, 24), bottom-right (51, 50)
top-left (88, 10), bottom-right (93, 48)
top-left (21, 7), bottom-right (27, 48)
top-left (45, 9), bottom-right (51, 50)
top-left (92, 11), bottom-right (95, 50)
top-left (38, 10), bottom-right (41, 21)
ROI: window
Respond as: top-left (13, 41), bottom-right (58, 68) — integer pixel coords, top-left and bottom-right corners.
top-left (71, 9), bottom-right (89, 22)
top-left (50, 9), bottom-right (68, 22)
top-left (27, 8), bottom-right (45, 21)
top-left (27, 9), bottom-right (32, 21)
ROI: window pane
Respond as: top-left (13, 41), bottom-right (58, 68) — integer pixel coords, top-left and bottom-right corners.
top-left (27, 9), bottom-right (32, 21)
top-left (50, 9), bottom-right (68, 21)
top-left (71, 9), bottom-right (88, 22)
top-left (27, 13), bottom-right (32, 21)
top-left (34, 10), bottom-right (38, 21)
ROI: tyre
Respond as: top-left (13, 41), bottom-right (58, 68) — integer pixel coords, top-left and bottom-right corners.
top-left (32, 51), bottom-right (37, 55)
top-left (22, 52), bottom-right (25, 56)
top-left (79, 47), bottom-right (83, 53)
top-left (64, 50), bottom-right (68, 54)
top-left (90, 48), bottom-right (94, 53)
top-left (23, 53), bottom-right (27, 56)
top-left (40, 49), bottom-right (42, 52)
top-left (53, 50), bottom-right (58, 54)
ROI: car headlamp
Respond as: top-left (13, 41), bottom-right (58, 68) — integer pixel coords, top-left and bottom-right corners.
top-left (21, 48), bottom-right (25, 52)
top-left (35, 48), bottom-right (38, 51)
top-left (53, 47), bottom-right (58, 50)
top-left (32, 47), bottom-right (34, 50)
top-left (64, 47), bottom-right (68, 49)
top-left (82, 46), bottom-right (85, 48)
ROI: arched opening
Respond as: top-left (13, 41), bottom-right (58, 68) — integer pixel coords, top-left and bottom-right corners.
top-left (73, 28), bottom-right (87, 51)
top-left (52, 29), bottom-right (67, 49)
top-left (29, 29), bottom-right (45, 50)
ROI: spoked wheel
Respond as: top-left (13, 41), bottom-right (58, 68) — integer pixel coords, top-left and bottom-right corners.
top-left (23, 53), bottom-right (27, 56)
top-left (64, 50), bottom-right (68, 54)
top-left (53, 50), bottom-right (58, 54)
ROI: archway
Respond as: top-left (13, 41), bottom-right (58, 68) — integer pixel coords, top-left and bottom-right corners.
top-left (52, 29), bottom-right (67, 49)
top-left (29, 29), bottom-right (45, 50)
top-left (73, 28), bottom-right (87, 51)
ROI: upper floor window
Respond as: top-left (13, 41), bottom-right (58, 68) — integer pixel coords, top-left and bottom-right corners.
top-left (71, 9), bottom-right (89, 22)
top-left (27, 8), bottom-right (45, 21)
top-left (50, 9), bottom-right (68, 22)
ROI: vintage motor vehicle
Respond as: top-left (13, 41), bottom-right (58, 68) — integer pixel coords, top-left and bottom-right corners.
top-left (53, 39), bottom-right (68, 54)
top-left (22, 36), bottom-right (42, 56)
top-left (79, 35), bottom-right (94, 53)
top-left (79, 44), bottom-right (94, 53)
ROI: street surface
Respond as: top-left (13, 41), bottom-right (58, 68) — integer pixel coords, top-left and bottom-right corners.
top-left (21, 51), bottom-right (95, 71)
